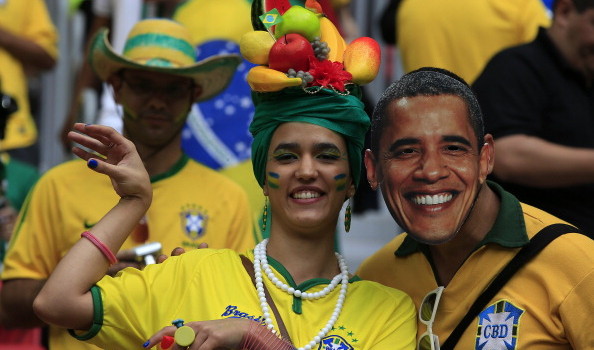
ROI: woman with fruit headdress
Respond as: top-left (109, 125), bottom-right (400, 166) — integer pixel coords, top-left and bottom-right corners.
top-left (33, 3), bottom-right (416, 350)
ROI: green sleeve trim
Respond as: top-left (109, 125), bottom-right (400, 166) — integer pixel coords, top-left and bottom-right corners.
top-left (68, 285), bottom-right (104, 341)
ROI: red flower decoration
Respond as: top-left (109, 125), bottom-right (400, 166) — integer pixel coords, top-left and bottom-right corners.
top-left (307, 56), bottom-right (352, 91)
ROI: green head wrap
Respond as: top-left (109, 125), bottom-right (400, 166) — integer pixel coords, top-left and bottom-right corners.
top-left (249, 85), bottom-right (370, 189)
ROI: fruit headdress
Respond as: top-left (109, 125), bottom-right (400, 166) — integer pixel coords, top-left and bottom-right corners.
top-left (241, 0), bottom-right (381, 188)
top-left (243, 0), bottom-right (381, 92)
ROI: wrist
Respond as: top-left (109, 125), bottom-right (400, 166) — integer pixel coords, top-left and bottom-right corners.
top-left (120, 194), bottom-right (152, 213)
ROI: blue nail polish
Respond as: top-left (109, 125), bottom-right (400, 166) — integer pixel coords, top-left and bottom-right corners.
top-left (142, 340), bottom-right (150, 348)
top-left (88, 159), bottom-right (98, 169)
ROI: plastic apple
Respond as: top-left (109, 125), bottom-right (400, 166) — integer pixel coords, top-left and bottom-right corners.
top-left (274, 5), bottom-right (321, 41)
top-left (268, 33), bottom-right (315, 73)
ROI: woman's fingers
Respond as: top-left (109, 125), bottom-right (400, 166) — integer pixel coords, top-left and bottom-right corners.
top-left (68, 124), bottom-right (131, 157)
top-left (144, 326), bottom-right (176, 349)
top-left (67, 123), bottom-right (150, 203)
top-left (188, 330), bottom-right (208, 350)
top-left (68, 131), bottom-right (110, 158)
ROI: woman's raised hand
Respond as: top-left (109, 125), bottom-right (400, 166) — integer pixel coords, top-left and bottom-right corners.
top-left (68, 123), bottom-right (152, 209)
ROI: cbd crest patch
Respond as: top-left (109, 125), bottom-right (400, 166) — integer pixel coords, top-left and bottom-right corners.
top-left (476, 299), bottom-right (524, 350)
top-left (180, 204), bottom-right (208, 240)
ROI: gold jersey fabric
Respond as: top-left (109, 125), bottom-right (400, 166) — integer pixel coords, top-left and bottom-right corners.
top-left (0, 0), bottom-right (58, 150)
top-left (72, 249), bottom-right (416, 350)
top-left (396, 0), bottom-right (550, 84)
top-left (2, 155), bottom-right (254, 350)
top-left (358, 182), bottom-right (594, 349)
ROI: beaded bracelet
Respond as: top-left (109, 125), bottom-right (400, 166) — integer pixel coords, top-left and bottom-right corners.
top-left (80, 231), bottom-right (117, 265)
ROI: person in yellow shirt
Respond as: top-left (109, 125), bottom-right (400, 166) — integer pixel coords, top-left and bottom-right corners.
top-left (359, 67), bottom-right (594, 349)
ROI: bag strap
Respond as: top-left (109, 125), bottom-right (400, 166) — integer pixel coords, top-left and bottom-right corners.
top-left (441, 223), bottom-right (583, 350)
top-left (241, 255), bottom-right (293, 343)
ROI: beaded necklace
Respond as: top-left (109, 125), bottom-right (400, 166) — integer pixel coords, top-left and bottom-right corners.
top-left (253, 239), bottom-right (349, 350)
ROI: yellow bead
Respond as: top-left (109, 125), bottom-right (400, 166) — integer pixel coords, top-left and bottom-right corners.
top-left (174, 326), bottom-right (195, 347)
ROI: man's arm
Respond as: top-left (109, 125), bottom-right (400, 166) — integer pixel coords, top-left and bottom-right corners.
top-left (0, 279), bottom-right (46, 327)
top-left (494, 134), bottom-right (594, 187)
top-left (0, 26), bottom-right (55, 71)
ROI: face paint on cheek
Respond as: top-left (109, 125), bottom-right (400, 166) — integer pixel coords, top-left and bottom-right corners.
top-left (173, 109), bottom-right (189, 123)
top-left (334, 173), bottom-right (347, 191)
top-left (122, 104), bottom-right (139, 120)
top-left (267, 172), bottom-right (280, 189)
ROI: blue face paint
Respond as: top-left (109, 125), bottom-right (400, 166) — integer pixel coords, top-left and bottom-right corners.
top-left (334, 173), bottom-right (347, 191)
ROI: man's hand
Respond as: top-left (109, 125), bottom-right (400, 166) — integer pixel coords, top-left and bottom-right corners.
top-left (106, 249), bottom-right (143, 276)
top-left (156, 246), bottom-right (196, 264)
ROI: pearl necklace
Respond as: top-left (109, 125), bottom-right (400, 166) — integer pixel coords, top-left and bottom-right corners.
top-left (253, 239), bottom-right (349, 350)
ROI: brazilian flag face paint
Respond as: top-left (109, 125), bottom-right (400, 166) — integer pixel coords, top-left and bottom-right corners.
top-left (122, 104), bottom-right (139, 120)
top-left (267, 172), bottom-right (280, 189)
top-left (334, 173), bottom-right (347, 191)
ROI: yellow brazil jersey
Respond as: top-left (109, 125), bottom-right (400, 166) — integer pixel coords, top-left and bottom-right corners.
top-left (73, 249), bottom-right (416, 350)
top-left (2, 155), bottom-right (254, 350)
top-left (358, 181), bottom-right (594, 349)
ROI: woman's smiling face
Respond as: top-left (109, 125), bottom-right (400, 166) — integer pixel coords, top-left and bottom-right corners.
top-left (264, 122), bottom-right (354, 234)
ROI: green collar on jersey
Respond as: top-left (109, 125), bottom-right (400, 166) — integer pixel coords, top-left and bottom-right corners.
top-left (150, 153), bottom-right (189, 183)
top-left (267, 254), bottom-right (362, 315)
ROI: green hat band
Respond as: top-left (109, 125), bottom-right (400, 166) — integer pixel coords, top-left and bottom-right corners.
top-left (250, 86), bottom-right (370, 188)
top-left (123, 33), bottom-right (195, 66)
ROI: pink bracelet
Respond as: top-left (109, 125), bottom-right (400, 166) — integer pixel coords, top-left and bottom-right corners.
top-left (81, 231), bottom-right (118, 265)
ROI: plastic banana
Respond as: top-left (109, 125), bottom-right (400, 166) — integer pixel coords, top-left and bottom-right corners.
top-left (319, 17), bottom-right (346, 63)
top-left (247, 65), bottom-right (303, 92)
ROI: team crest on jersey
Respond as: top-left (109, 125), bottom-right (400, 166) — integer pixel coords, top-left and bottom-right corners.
top-left (475, 299), bottom-right (524, 350)
top-left (180, 204), bottom-right (208, 240)
top-left (320, 335), bottom-right (354, 350)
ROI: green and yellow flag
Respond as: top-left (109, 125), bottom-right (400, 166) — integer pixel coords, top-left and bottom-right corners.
top-left (259, 9), bottom-right (283, 29)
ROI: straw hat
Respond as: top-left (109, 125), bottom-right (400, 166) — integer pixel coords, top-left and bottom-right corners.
top-left (88, 19), bottom-right (241, 102)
